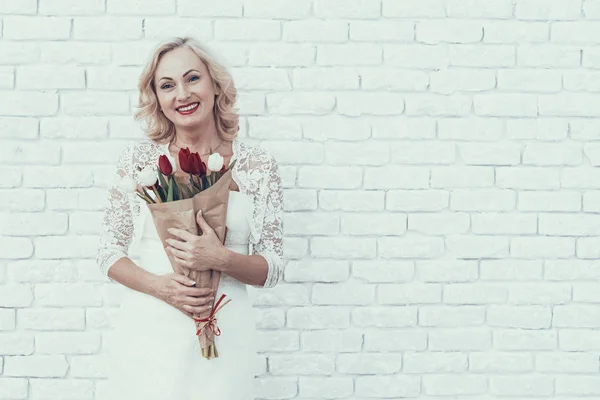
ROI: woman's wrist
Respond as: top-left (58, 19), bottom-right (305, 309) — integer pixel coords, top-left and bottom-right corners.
top-left (217, 248), bottom-right (235, 273)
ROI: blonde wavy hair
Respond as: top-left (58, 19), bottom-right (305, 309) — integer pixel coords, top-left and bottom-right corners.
top-left (134, 37), bottom-right (239, 143)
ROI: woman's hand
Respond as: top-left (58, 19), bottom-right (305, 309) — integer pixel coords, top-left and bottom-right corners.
top-left (151, 272), bottom-right (215, 319)
top-left (165, 210), bottom-right (231, 273)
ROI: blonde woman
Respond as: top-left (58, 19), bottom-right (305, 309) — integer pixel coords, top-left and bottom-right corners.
top-left (96, 37), bottom-right (284, 399)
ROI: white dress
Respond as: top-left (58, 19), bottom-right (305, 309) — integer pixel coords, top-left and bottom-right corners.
top-left (96, 138), bottom-right (285, 400)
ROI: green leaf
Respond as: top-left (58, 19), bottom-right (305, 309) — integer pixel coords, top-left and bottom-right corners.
top-left (167, 176), bottom-right (174, 202)
top-left (157, 169), bottom-right (169, 194)
top-left (172, 178), bottom-right (181, 201)
top-left (180, 183), bottom-right (193, 199)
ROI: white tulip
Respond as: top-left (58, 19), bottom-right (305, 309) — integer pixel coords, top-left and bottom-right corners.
top-left (138, 167), bottom-right (158, 187)
top-left (207, 152), bottom-right (225, 172)
top-left (167, 154), bottom-right (177, 174)
top-left (118, 176), bottom-right (138, 193)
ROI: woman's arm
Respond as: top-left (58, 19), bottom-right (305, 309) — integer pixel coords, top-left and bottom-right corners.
top-left (217, 252), bottom-right (269, 287)
top-left (107, 256), bottom-right (160, 297)
top-left (97, 142), bottom-right (159, 295)
top-left (218, 154), bottom-right (285, 288)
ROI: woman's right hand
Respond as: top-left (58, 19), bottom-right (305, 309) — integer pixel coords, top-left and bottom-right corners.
top-left (151, 272), bottom-right (215, 319)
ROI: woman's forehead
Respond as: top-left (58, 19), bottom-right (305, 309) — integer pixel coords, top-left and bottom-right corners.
top-left (155, 47), bottom-right (207, 78)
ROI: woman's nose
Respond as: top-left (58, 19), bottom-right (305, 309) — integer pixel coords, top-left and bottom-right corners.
top-left (176, 86), bottom-right (190, 100)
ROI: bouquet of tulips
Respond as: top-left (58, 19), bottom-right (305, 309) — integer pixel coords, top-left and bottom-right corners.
top-left (120, 146), bottom-right (235, 360)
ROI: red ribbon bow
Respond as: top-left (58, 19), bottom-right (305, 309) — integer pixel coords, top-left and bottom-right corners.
top-left (193, 293), bottom-right (231, 337)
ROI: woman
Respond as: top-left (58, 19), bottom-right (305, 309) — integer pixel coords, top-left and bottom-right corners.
top-left (96, 37), bottom-right (285, 399)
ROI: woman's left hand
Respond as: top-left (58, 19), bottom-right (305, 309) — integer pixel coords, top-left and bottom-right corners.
top-left (165, 210), bottom-right (230, 272)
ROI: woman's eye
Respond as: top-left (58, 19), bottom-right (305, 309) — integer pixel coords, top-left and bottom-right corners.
top-left (189, 75), bottom-right (199, 82)
top-left (161, 83), bottom-right (172, 90)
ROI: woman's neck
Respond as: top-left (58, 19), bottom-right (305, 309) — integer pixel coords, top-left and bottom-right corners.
top-left (171, 116), bottom-right (221, 155)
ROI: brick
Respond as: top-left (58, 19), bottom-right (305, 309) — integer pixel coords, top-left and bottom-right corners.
top-left (314, 0), bottom-right (380, 19)
top-left (405, 94), bottom-right (471, 116)
top-left (285, 21), bottom-right (347, 43)
top-left (365, 166), bottom-right (429, 189)
top-left (387, 189), bottom-right (449, 211)
top-left (351, 21), bottom-right (414, 42)
top-left (287, 307), bottom-right (349, 329)
top-left (417, 20), bottom-right (483, 44)
top-left (446, 0), bottom-right (514, 18)
top-left (423, 375), bottom-right (487, 395)
top-left (475, 94), bottom-right (538, 116)
top-left (320, 190), bottom-right (384, 211)
top-left (352, 306), bottom-right (416, 327)
top-left (249, 43), bottom-right (315, 67)
top-left (490, 375), bottom-right (553, 396)
top-left (39, 0), bottom-right (105, 14)
top-left (301, 330), bottom-right (362, 352)
top-left (317, 44), bottom-right (382, 66)
top-left (480, 260), bottom-right (543, 280)
top-left (215, 20), bottom-right (280, 41)
top-left (299, 166), bottom-right (362, 189)
top-left (0, 213), bottom-right (67, 236)
top-left (385, 44), bottom-right (449, 68)
top-left (107, 0), bottom-right (174, 14)
top-left (284, 260), bottom-right (349, 283)
top-left (293, 67), bottom-right (359, 90)
top-left (0, 238), bottom-right (33, 259)
top-left (483, 21), bottom-right (549, 43)
top-left (498, 69), bottom-right (562, 92)
top-left (517, 0), bottom-right (582, 20)
top-left (0, 141), bottom-right (61, 165)
top-left (267, 92), bottom-right (335, 115)
top-left (269, 354), bottom-right (334, 375)
top-left (470, 352), bottom-right (533, 372)
top-left (519, 44), bottom-right (580, 67)
top-left (0, 378), bottom-right (28, 399)
top-left (303, 116), bottom-right (370, 141)
top-left (299, 377), bottom-right (353, 398)
top-left (313, 283), bottom-right (375, 305)
top-left (4, 355), bottom-right (68, 377)
top-left (356, 376), bottom-right (420, 398)
top-left (459, 142), bottom-right (521, 165)
top-left (0, 91), bottom-right (58, 117)
top-left (4, 17), bottom-right (70, 40)
top-left (450, 44), bottom-right (515, 67)
top-left (61, 92), bottom-right (130, 116)
top-left (430, 69), bottom-right (495, 94)
top-left (73, 17), bottom-right (142, 40)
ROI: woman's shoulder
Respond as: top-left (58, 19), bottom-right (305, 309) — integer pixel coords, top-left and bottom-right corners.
top-left (235, 138), bottom-right (277, 169)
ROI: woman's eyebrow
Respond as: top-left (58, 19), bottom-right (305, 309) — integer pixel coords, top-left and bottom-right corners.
top-left (159, 69), bottom-right (200, 82)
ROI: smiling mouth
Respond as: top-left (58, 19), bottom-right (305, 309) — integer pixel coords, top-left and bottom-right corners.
top-left (176, 102), bottom-right (199, 113)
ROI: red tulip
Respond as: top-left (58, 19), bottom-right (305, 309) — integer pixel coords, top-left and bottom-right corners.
top-left (158, 155), bottom-right (173, 176)
top-left (189, 152), bottom-right (202, 175)
top-left (178, 147), bottom-right (191, 173)
top-left (200, 160), bottom-right (207, 176)
top-left (219, 164), bottom-right (227, 173)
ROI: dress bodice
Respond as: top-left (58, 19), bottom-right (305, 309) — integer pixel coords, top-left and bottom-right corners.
top-left (137, 191), bottom-right (254, 290)
top-left (140, 191), bottom-right (253, 248)
top-left (97, 138), bottom-right (285, 289)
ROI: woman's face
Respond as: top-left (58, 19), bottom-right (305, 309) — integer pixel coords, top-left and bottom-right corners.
top-left (154, 46), bottom-right (219, 130)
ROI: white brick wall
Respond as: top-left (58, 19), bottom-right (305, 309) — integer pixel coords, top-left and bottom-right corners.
top-left (1, 0), bottom-right (600, 399)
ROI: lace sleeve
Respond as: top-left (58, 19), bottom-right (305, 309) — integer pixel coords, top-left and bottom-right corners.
top-left (251, 155), bottom-right (285, 289)
top-left (96, 143), bottom-right (136, 282)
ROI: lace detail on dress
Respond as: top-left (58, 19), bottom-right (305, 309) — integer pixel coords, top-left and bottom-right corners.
top-left (96, 138), bottom-right (285, 288)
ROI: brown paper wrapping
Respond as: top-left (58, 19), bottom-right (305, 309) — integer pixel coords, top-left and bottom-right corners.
top-left (146, 169), bottom-right (233, 357)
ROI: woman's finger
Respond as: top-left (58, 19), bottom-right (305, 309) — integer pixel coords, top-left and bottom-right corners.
top-left (184, 295), bottom-right (214, 306)
top-left (167, 246), bottom-right (189, 260)
top-left (183, 304), bottom-right (212, 314)
top-left (166, 238), bottom-right (190, 252)
top-left (167, 227), bottom-right (196, 242)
